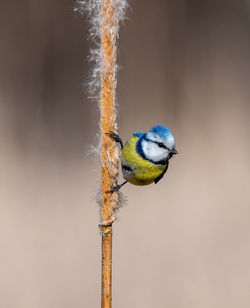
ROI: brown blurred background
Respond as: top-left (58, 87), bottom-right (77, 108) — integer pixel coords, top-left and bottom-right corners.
top-left (1, 0), bottom-right (250, 307)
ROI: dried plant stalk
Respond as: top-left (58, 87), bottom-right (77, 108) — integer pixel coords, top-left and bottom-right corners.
top-left (76, 0), bottom-right (128, 306)
top-left (101, 225), bottom-right (112, 308)
top-left (100, 1), bottom-right (119, 307)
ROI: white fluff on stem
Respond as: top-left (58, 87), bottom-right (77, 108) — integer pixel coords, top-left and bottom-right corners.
top-left (76, 0), bottom-right (128, 215)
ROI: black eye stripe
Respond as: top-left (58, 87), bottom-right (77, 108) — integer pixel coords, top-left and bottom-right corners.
top-left (144, 137), bottom-right (169, 150)
top-left (157, 142), bottom-right (166, 149)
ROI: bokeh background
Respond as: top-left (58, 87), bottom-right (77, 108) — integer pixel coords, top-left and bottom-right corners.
top-left (1, 0), bottom-right (250, 307)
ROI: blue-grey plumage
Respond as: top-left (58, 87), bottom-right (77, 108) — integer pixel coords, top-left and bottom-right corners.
top-left (106, 125), bottom-right (178, 191)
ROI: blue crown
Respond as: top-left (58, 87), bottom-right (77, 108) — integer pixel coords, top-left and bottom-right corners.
top-left (150, 125), bottom-right (173, 139)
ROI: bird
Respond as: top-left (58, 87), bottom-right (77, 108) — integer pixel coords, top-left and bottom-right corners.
top-left (106, 125), bottom-right (178, 192)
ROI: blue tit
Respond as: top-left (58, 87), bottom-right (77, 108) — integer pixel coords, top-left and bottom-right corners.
top-left (106, 125), bottom-right (178, 191)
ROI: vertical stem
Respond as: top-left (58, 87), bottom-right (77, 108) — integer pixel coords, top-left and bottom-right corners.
top-left (101, 225), bottom-right (112, 308)
top-left (100, 0), bottom-right (117, 307)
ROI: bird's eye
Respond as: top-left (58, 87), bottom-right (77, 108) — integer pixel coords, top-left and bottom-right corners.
top-left (158, 142), bottom-right (166, 148)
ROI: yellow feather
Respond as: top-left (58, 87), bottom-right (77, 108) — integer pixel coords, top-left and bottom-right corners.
top-left (121, 136), bottom-right (167, 185)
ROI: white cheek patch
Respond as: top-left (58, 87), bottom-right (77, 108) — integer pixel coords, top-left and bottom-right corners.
top-left (142, 140), bottom-right (167, 162)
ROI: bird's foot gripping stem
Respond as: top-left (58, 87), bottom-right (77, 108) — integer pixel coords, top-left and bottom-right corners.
top-left (105, 131), bottom-right (123, 150)
top-left (105, 181), bottom-right (127, 193)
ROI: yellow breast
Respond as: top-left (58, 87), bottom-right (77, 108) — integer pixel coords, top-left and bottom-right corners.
top-left (121, 136), bottom-right (167, 185)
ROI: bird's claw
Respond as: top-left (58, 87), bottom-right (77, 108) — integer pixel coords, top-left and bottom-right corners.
top-left (105, 181), bottom-right (127, 193)
top-left (105, 131), bottom-right (123, 149)
top-left (105, 131), bottom-right (121, 142)
top-left (105, 185), bottom-right (120, 193)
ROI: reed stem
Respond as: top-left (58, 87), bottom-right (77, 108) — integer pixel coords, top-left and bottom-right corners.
top-left (100, 1), bottom-right (117, 307)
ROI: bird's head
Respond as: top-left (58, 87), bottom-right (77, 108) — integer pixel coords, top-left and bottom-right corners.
top-left (140, 125), bottom-right (178, 163)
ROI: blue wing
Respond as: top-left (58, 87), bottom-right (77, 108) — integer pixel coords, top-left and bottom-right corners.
top-left (154, 161), bottom-right (169, 184)
top-left (133, 132), bottom-right (145, 138)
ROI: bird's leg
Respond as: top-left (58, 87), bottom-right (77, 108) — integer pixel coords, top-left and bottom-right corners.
top-left (105, 131), bottom-right (123, 150)
top-left (106, 181), bottom-right (127, 193)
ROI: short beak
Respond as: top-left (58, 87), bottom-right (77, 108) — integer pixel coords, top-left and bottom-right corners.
top-left (171, 148), bottom-right (178, 155)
